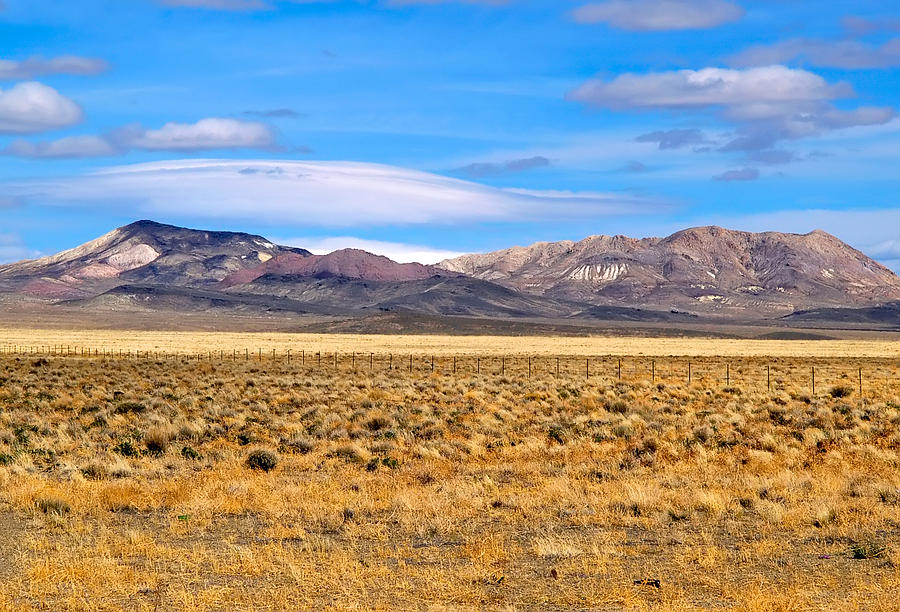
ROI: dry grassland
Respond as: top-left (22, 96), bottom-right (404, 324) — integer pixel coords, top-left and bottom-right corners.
top-left (0, 334), bottom-right (898, 610)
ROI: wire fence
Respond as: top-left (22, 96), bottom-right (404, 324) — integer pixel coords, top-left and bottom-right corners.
top-left (2, 343), bottom-right (898, 399)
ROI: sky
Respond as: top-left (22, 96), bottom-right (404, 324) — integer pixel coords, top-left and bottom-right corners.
top-left (1, 0), bottom-right (899, 268)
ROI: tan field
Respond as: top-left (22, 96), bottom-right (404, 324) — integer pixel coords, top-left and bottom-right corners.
top-left (0, 332), bottom-right (899, 610)
top-left (3, 327), bottom-right (900, 357)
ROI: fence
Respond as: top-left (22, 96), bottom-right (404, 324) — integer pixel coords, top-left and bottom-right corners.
top-left (1, 343), bottom-right (897, 399)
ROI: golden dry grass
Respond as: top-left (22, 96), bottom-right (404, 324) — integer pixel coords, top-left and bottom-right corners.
top-left (0, 336), bottom-right (898, 610)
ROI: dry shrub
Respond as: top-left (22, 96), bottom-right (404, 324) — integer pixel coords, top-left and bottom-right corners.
top-left (246, 448), bottom-right (279, 472)
top-left (144, 424), bottom-right (177, 456)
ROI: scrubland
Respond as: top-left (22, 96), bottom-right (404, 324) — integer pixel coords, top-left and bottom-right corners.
top-left (0, 343), bottom-right (898, 610)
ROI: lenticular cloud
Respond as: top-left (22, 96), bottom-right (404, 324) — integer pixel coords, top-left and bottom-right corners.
top-left (11, 159), bottom-right (664, 226)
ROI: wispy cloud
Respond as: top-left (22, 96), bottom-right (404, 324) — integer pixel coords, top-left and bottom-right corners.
top-left (7, 159), bottom-right (669, 226)
top-left (2, 135), bottom-right (118, 159)
top-left (386, 0), bottom-right (512, 5)
top-left (842, 16), bottom-right (900, 37)
top-left (158, 0), bottom-right (269, 9)
top-left (0, 56), bottom-right (110, 80)
top-left (713, 167), bottom-right (758, 181)
top-left (275, 236), bottom-right (466, 264)
top-left (636, 128), bottom-right (707, 150)
top-left (159, 0), bottom-right (508, 10)
top-left (454, 155), bottom-right (551, 177)
top-left (618, 160), bottom-right (649, 173)
top-left (0, 233), bottom-right (37, 264)
top-left (730, 38), bottom-right (900, 70)
top-left (572, 0), bottom-right (743, 31)
top-left (243, 108), bottom-right (304, 119)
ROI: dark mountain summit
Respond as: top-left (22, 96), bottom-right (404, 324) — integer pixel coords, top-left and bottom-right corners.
top-left (0, 220), bottom-right (309, 298)
top-left (221, 249), bottom-right (446, 288)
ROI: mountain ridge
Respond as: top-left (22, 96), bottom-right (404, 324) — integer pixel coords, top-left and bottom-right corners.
top-left (438, 225), bottom-right (900, 314)
top-left (1, 220), bottom-right (898, 325)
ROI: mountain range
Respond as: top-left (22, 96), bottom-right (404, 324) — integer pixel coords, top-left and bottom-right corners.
top-left (1, 220), bottom-right (898, 330)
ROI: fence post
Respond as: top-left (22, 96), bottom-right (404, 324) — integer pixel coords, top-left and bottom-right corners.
top-left (618, 359), bottom-right (622, 380)
top-left (528, 357), bottom-right (532, 378)
top-left (688, 361), bottom-right (691, 385)
top-left (652, 360), bottom-right (655, 384)
top-left (431, 355), bottom-right (434, 372)
top-left (409, 354), bottom-right (412, 373)
top-left (477, 357), bottom-right (480, 375)
top-left (370, 353), bottom-right (373, 370)
top-left (726, 364), bottom-right (730, 387)
top-left (859, 367), bottom-right (863, 397)
top-left (812, 367), bottom-right (816, 395)
top-left (556, 357), bottom-right (560, 377)
top-left (586, 358), bottom-right (589, 379)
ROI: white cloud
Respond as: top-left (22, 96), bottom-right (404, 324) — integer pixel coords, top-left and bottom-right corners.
top-left (3, 118), bottom-right (278, 158)
top-left (570, 66), bottom-right (895, 156)
top-left (0, 82), bottom-right (83, 134)
top-left (0, 56), bottom-right (110, 80)
top-left (573, 0), bottom-right (743, 31)
top-left (9, 159), bottom-right (666, 227)
top-left (126, 118), bottom-right (276, 152)
top-left (276, 236), bottom-right (466, 264)
top-left (569, 66), bottom-right (846, 113)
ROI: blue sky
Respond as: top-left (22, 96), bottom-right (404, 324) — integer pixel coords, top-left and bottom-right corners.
top-left (1, 0), bottom-right (899, 268)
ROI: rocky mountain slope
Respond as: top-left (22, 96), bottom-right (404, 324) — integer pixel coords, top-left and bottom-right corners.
top-left (439, 226), bottom-right (900, 315)
top-left (0, 220), bottom-right (309, 299)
